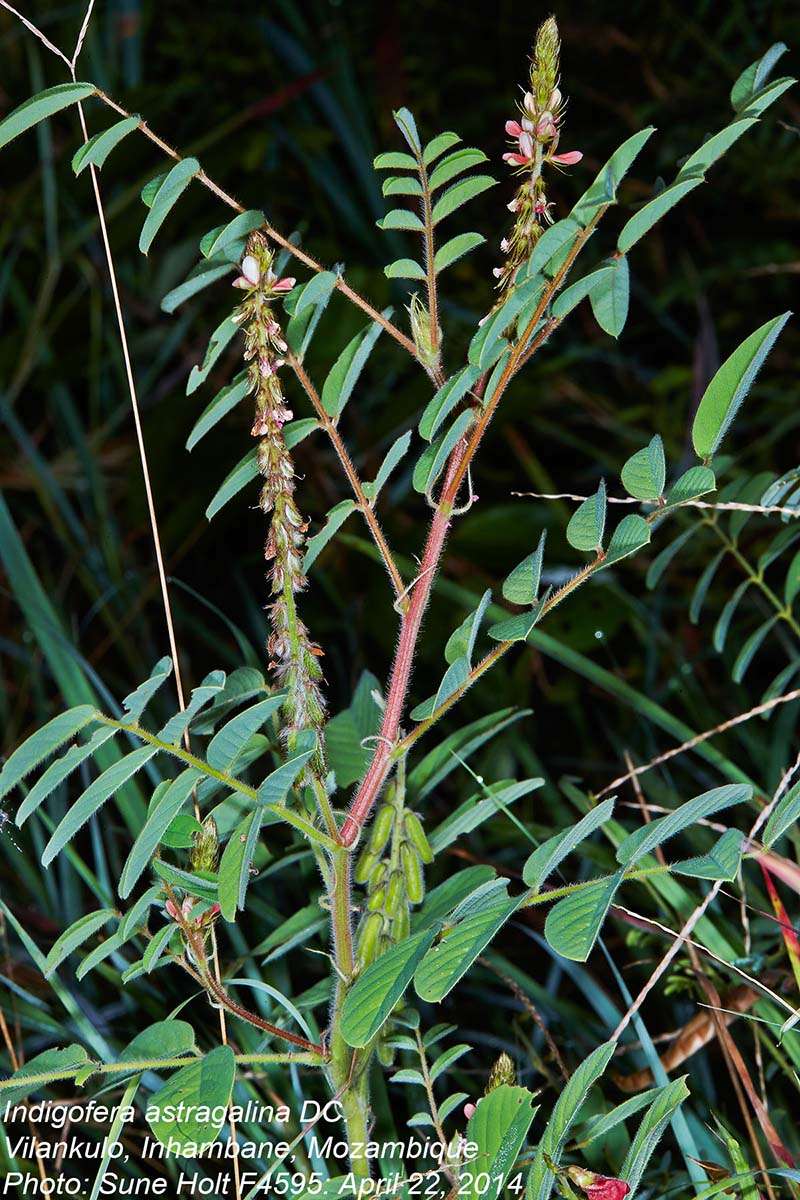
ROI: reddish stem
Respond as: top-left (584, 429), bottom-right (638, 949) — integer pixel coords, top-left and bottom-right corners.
top-left (339, 443), bottom-right (466, 846)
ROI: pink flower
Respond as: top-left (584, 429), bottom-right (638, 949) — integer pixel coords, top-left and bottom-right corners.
top-left (550, 150), bottom-right (583, 166)
top-left (240, 254), bottom-right (261, 286)
top-left (463, 1102), bottom-right (476, 1120)
top-left (502, 152), bottom-right (531, 167)
top-left (272, 276), bottom-right (296, 293)
top-left (505, 120), bottom-right (524, 138)
top-left (567, 1167), bottom-right (629, 1200)
top-left (535, 112), bottom-right (557, 140)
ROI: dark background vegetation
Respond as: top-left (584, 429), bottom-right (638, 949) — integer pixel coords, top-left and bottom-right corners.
top-left (1, 0), bottom-right (799, 1187)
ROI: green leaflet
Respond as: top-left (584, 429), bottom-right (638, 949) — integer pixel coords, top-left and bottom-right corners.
top-left (672, 829), bottom-right (745, 882)
top-left (139, 158), bottom-right (200, 254)
top-left (187, 375), bottom-right (249, 450)
top-left (409, 656), bottom-right (470, 722)
top-left (199, 209), bottom-right (264, 259)
top-left (434, 231), bottom-right (485, 274)
top-left (363, 431), bottom-right (412, 501)
top-left (763, 779), bottom-right (800, 848)
top-left (423, 131), bottom-right (461, 164)
top-left (414, 893), bottom-right (523, 1002)
top-left (122, 657), bottom-right (173, 720)
top-left (72, 115), bottom-right (140, 174)
top-left (376, 208), bottom-right (425, 232)
top-left (44, 909), bottom-right (116, 977)
top-left (431, 174), bottom-right (496, 224)
top-left (523, 798), bottom-right (615, 891)
top-left (321, 317), bottom-right (387, 418)
top-left (384, 258), bottom-right (425, 280)
top-left (206, 418), bottom-right (317, 520)
top-left (429, 779), bottom-right (543, 853)
top-left (444, 589), bottom-right (491, 665)
top-left (616, 783), bottom-right (751, 866)
top-left (621, 435), bottom-right (665, 500)
top-left (552, 266), bottom-right (615, 320)
top-left (161, 257), bottom-right (233, 313)
top-left (42, 746), bottom-right (158, 867)
top-left (0, 705), bottom-right (98, 804)
top-left (603, 514), bottom-right (651, 567)
top-left (571, 127), bottom-right (656, 224)
top-left (382, 175), bottom-right (423, 197)
top-left (460, 1085), bottom-right (536, 1200)
top-left (147, 1046), bottom-right (235, 1155)
top-left (413, 408), bottom-right (474, 496)
top-left (590, 255), bottom-right (630, 338)
top-left (256, 742), bottom-right (316, 804)
top-left (418, 365), bottom-right (480, 442)
top-left (0, 1045), bottom-right (91, 1103)
top-left (325, 671), bottom-right (382, 789)
top-left (0, 83), bottom-right (96, 151)
top-left (620, 1077), bottom-right (690, 1196)
top-left (731, 43), bottom-right (788, 111)
top-left (77, 932), bottom-right (126, 981)
top-left (429, 147), bottom-right (488, 190)
top-left (393, 106), bottom-right (421, 151)
top-left (487, 592), bottom-right (550, 643)
top-left (527, 1041), bottom-right (616, 1200)
top-left (677, 118), bottom-right (758, 181)
top-left (186, 315), bottom-right (240, 394)
top-left (218, 809), bottom-right (263, 920)
top-left (341, 929), bottom-right (437, 1047)
top-left (617, 179), bottom-right (703, 254)
top-left (663, 465), bottom-right (716, 509)
top-left (544, 870), bottom-right (624, 962)
top-left (119, 1020), bottom-right (196, 1065)
top-left (16, 725), bottom-right (116, 827)
top-left (157, 671), bottom-right (226, 744)
top-left (304, 501), bottom-right (357, 571)
top-left (691, 313), bottom-right (791, 459)
top-left (567, 480), bottom-right (606, 552)
top-left (502, 531), bottom-right (546, 605)
top-left (119, 769), bottom-right (203, 899)
top-left (206, 695), bottom-right (286, 773)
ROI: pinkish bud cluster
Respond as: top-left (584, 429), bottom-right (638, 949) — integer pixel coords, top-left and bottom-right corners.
top-left (495, 15), bottom-right (582, 297)
top-left (566, 1167), bottom-right (630, 1200)
top-left (234, 233), bottom-right (326, 756)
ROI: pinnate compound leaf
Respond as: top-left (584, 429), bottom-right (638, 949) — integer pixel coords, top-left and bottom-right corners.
top-left (691, 313), bottom-right (791, 459)
top-left (616, 784), bottom-right (751, 866)
top-left (147, 1046), bottom-right (235, 1155)
top-left (139, 158), bottom-right (200, 254)
top-left (544, 871), bottom-right (624, 963)
top-left (0, 83), bottom-right (96, 151)
top-left (621, 435), bottom-right (665, 500)
top-left (567, 480), bottom-right (606, 552)
top-left (44, 909), bottom-right (115, 977)
top-left (341, 929), bottom-right (437, 1047)
top-left (460, 1085), bottom-right (536, 1200)
top-left (524, 798), bottom-right (615, 891)
top-left (527, 1041), bottom-right (616, 1199)
top-left (72, 115), bottom-right (140, 174)
top-left (672, 829), bottom-right (745, 882)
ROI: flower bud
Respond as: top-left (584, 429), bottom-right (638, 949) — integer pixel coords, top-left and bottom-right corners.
top-left (407, 293), bottom-right (441, 372)
top-left (486, 1052), bottom-right (516, 1092)
top-left (190, 816), bottom-right (219, 874)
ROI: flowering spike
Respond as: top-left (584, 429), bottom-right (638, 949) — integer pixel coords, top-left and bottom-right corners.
top-left (494, 15), bottom-right (583, 297)
top-left (234, 232), bottom-right (326, 761)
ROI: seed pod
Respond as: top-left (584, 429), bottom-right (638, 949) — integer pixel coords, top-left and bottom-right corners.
top-left (392, 905), bottom-right (410, 942)
top-left (368, 861), bottom-right (387, 892)
top-left (357, 912), bottom-right (384, 967)
top-left (404, 812), bottom-right (434, 864)
top-left (354, 848), bottom-right (378, 885)
top-left (401, 843), bottom-right (425, 904)
top-left (367, 804), bottom-right (394, 856)
top-left (367, 885), bottom-right (386, 912)
top-left (386, 870), bottom-right (405, 917)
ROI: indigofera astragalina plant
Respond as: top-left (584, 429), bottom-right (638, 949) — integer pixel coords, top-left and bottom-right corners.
top-left (1, 7), bottom-right (799, 1198)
